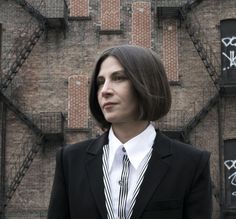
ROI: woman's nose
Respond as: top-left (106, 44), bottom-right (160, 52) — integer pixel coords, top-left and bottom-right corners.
top-left (101, 80), bottom-right (113, 96)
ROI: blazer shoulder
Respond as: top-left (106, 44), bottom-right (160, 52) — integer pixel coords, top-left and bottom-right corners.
top-left (62, 131), bottom-right (109, 156)
top-left (63, 138), bottom-right (96, 153)
top-left (158, 131), bottom-right (210, 165)
top-left (171, 138), bottom-right (210, 167)
top-left (173, 138), bottom-right (210, 154)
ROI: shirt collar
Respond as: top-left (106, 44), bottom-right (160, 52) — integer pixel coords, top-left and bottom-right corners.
top-left (108, 123), bottom-right (156, 170)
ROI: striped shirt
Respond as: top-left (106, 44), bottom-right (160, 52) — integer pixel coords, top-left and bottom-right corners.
top-left (105, 124), bottom-right (156, 219)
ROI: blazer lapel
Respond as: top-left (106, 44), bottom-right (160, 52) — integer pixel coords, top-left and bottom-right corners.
top-left (85, 132), bottom-right (109, 219)
top-left (130, 131), bottom-right (173, 219)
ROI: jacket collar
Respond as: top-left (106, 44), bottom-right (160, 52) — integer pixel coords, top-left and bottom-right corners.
top-left (85, 132), bottom-right (108, 219)
top-left (86, 131), bottom-right (108, 155)
top-left (130, 130), bottom-right (173, 219)
top-left (86, 129), bottom-right (172, 157)
top-left (85, 129), bottom-right (173, 219)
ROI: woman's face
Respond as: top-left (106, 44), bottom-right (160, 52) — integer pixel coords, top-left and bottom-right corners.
top-left (97, 56), bottom-right (139, 125)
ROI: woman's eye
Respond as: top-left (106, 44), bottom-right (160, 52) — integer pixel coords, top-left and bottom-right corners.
top-left (113, 75), bottom-right (127, 81)
top-left (97, 78), bottom-right (104, 87)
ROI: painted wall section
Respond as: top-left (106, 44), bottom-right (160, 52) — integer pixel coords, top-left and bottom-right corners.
top-left (163, 19), bottom-right (179, 82)
top-left (131, 2), bottom-right (151, 48)
top-left (101, 0), bottom-right (120, 30)
top-left (70, 0), bottom-right (89, 17)
top-left (68, 75), bottom-right (88, 128)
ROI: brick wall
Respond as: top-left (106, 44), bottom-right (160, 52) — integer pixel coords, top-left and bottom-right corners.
top-left (1, 0), bottom-right (236, 218)
top-left (101, 0), bottom-right (120, 30)
top-left (68, 75), bottom-right (89, 129)
top-left (131, 2), bottom-right (151, 48)
top-left (70, 0), bottom-right (89, 17)
top-left (0, 23), bottom-right (2, 74)
top-left (163, 19), bottom-right (178, 82)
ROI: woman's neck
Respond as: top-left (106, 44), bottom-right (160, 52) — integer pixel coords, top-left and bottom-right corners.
top-left (111, 120), bottom-right (149, 143)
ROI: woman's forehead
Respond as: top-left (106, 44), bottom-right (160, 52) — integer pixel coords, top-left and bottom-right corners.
top-left (97, 56), bottom-right (124, 76)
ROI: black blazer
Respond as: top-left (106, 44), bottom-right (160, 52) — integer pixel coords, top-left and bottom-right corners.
top-left (47, 130), bottom-right (212, 219)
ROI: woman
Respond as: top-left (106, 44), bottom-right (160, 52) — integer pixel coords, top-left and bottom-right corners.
top-left (48, 45), bottom-right (212, 219)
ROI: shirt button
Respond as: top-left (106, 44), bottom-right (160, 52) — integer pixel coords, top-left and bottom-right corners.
top-left (122, 147), bottom-right (126, 153)
top-left (119, 180), bottom-right (123, 186)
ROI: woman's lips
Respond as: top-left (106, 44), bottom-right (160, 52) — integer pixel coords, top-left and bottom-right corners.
top-left (103, 102), bottom-right (116, 109)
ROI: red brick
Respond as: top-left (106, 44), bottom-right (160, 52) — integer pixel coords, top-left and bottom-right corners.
top-left (131, 2), bottom-right (151, 48)
top-left (68, 75), bottom-right (89, 128)
top-left (101, 0), bottom-right (120, 30)
top-left (70, 0), bottom-right (89, 17)
top-left (163, 19), bottom-right (178, 82)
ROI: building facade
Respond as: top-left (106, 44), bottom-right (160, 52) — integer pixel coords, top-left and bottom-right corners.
top-left (0, 0), bottom-right (236, 218)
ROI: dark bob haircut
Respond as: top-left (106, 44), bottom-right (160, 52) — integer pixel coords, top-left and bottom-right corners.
top-left (89, 45), bottom-right (171, 128)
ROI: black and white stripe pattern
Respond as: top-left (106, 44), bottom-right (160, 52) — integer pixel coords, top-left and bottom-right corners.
top-left (127, 148), bottom-right (153, 219)
top-left (102, 144), bottom-right (115, 219)
top-left (118, 154), bottom-right (130, 219)
top-left (103, 144), bottom-right (153, 219)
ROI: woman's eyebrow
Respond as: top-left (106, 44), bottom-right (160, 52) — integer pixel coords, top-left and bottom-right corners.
top-left (97, 70), bottom-right (125, 78)
top-left (111, 70), bottom-right (126, 75)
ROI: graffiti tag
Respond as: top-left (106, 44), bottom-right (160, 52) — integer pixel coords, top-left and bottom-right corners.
top-left (222, 36), bottom-right (236, 71)
top-left (222, 37), bottom-right (236, 47)
top-left (225, 160), bottom-right (236, 170)
top-left (222, 51), bottom-right (236, 69)
top-left (224, 160), bottom-right (236, 196)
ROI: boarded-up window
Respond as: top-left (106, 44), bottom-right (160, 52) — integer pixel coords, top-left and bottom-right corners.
top-left (224, 139), bottom-right (236, 207)
top-left (68, 75), bottom-right (88, 129)
top-left (221, 19), bottom-right (236, 82)
top-left (131, 2), bottom-right (151, 48)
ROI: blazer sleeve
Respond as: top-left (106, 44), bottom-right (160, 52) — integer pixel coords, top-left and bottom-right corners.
top-left (47, 147), bottom-right (70, 219)
top-left (183, 151), bottom-right (212, 219)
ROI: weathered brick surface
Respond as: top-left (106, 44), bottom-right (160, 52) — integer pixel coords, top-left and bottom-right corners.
top-left (101, 0), bottom-right (120, 30)
top-left (0, 0), bottom-right (236, 218)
